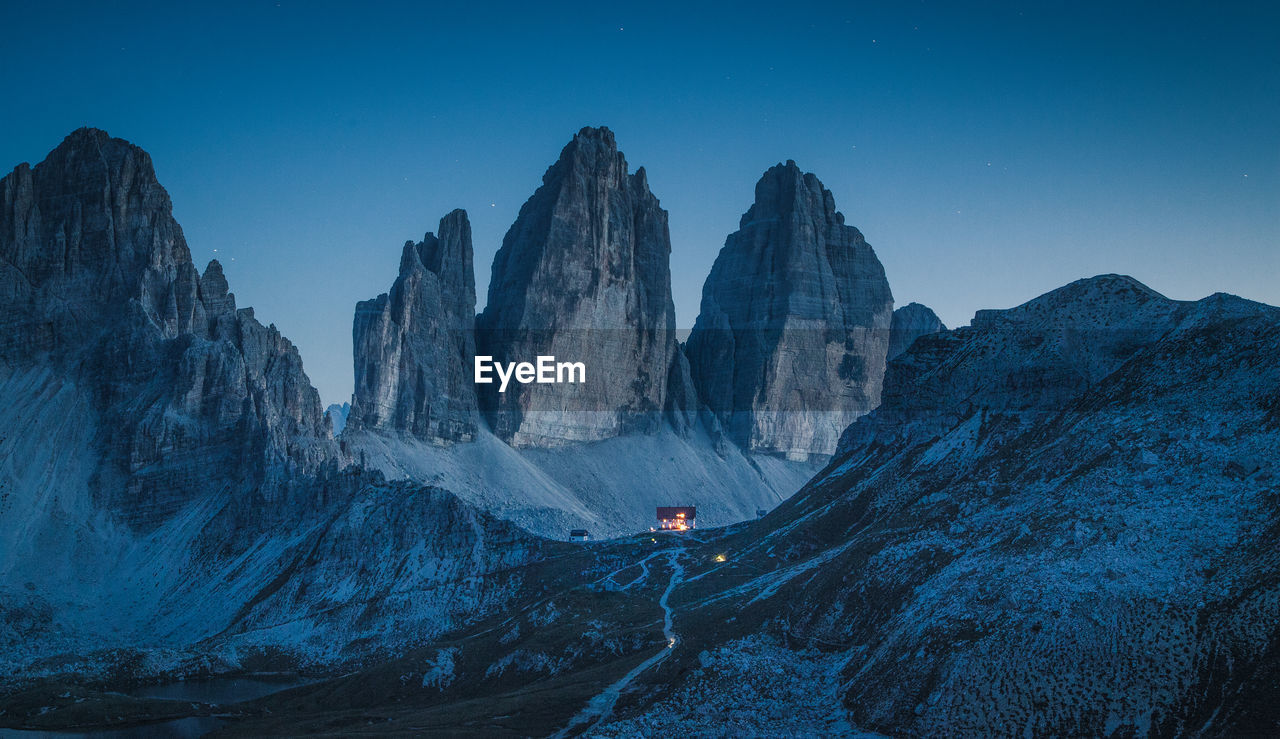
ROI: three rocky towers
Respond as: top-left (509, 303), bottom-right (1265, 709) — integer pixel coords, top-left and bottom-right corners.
top-left (346, 126), bottom-right (945, 461)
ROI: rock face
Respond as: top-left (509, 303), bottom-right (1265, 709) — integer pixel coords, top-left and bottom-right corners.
top-left (348, 210), bottom-right (478, 443)
top-left (476, 127), bottom-right (680, 447)
top-left (887, 302), bottom-right (946, 360)
top-left (0, 128), bottom-right (334, 528)
top-left (686, 161), bottom-right (893, 461)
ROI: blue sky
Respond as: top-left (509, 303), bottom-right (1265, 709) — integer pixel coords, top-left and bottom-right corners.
top-left (3, 1), bottom-right (1277, 404)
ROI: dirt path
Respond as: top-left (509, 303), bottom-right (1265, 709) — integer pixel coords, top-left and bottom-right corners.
top-left (553, 549), bottom-right (684, 737)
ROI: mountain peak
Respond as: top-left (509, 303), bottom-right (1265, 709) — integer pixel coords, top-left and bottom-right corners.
top-left (0, 127), bottom-right (189, 355)
top-left (40, 127), bottom-right (157, 179)
top-left (1028, 273), bottom-right (1167, 311)
top-left (1074, 273), bottom-right (1163, 295)
top-left (742, 160), bottom-right (840, 228)
top-left (762, 159), bottom-right (804, 181)
top-left (889, 303), bottom-right (947, 360)
top-left (42, 127), bottom-right (116, 156)
top-left (61, 125), bottom-right (112, 143)
top-left (200, 259), bottom-right (236, 315)
top-left (971, 274), bottom-right (1172, 330)
top-left (1, 130), bottom-right (333, 528)
top-left (546, 125), bottom-right (626, 185)
top-left (573, 125), bottom-right (616, 145)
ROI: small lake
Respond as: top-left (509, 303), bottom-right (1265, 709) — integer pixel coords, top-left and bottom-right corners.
top-left (131, 676), bottom-right (311, 705)
top-left (0, 675), bottom-right (313, 737)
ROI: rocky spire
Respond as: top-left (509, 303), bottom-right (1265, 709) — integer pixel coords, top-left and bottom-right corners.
top-left (685, 160), bottom-right (894, 461)
top-left (348, 209), bottom-right (479, 443)
top-left (888, 302), bottom-right (946, 360)
top-left (476, 126), bottom-right (680, 447)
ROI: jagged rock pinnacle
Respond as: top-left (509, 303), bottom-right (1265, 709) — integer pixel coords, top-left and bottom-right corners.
top-left (686, 161), bottom-right (894, 460)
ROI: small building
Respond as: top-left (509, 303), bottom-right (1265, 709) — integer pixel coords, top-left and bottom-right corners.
top-left (657, 506), bottom-right (696, 531)
top-left (756, 508), bottom-right (768, 519)
top-left (569, 529), bottom-right (590, 542)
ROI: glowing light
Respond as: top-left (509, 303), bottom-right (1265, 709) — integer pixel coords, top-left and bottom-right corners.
top-left (714, 554), bottom-right (726, 562)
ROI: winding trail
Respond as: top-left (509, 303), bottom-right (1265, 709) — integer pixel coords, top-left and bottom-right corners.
top-left (554, 549), bottom-right (684, 737)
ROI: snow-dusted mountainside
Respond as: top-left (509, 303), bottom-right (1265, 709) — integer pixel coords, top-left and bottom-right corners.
top-left (0, 454), bottom-right (552, 680)
top-left (342, 425), bottom-right (817, 539)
